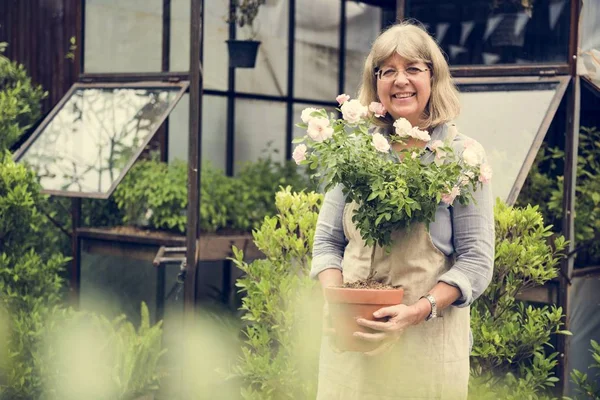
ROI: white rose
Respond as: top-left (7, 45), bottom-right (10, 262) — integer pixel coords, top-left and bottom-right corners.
top-left (301, 107), bottom-right (320, 124)
top-left (307, 117), bottom-right (334, 142)
top-left (340, 99), bottom-right (368, 124)
top-left (393, 118), bottom-right (413, 137)
top-left (371, 133), bottom-right (390, 153)
top-left (408, 127), bottom-right (431, 142)
top-left (462, 140), bottom-right (485, 166)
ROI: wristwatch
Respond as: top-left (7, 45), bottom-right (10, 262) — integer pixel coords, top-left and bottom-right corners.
top-left (421, 294), bottom-right (437, 321)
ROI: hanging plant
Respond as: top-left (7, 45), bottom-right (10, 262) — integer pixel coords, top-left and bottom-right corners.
top-left (225, 0), bottom-right (267, 68)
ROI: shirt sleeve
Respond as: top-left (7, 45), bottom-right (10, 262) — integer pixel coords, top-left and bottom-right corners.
top-left (310, 184), bottom-right (348, 280)
top-left (438, 135), bottom-right (495, 307)
top-left (438, 179), bottom-right (495, 307)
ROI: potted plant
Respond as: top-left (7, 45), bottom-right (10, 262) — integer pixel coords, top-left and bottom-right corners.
top-left (293, 98), bottom-right (491, 352)
top-left (325, 283), bottom-right (404, 352)
top-left (226, 0), bottom-right (266, 68)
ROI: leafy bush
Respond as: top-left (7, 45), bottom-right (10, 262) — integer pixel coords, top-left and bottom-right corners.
top-left (0, 156), bottom-right (69, 400)
top-left (113, 157), bottom-right (315, 234)
top-left (517, 126), bottom-right (600, 266)
top-left (469, 200), bottom-right (568, 399)
top-left (0, 51), bottom-right (46, 151)
top-left (230, 188), bottom-right (322, 400)
top-left (570, 340), bottom-right (600, 400)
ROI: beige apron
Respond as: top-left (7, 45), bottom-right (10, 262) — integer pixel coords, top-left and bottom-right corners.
top-left (316, 201), bottom-right (471, 400)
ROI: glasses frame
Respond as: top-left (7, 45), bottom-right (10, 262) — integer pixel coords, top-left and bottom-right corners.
top-left (375, 66), bottom-right (431, 81)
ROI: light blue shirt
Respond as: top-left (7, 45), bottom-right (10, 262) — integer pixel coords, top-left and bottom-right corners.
top-left (310, 123), bottom-right (495, 308)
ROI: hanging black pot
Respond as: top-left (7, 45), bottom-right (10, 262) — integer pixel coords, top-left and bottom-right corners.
top-left (226, 40), bottom-right (261, 68)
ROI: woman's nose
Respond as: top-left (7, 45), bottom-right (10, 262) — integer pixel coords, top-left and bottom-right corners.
top-left (393, 71), bottom-right (409, 85)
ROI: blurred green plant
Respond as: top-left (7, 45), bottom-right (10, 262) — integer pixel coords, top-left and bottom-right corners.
top-left (113, 156), bottom-right (315, 234)
top-left (569, 340), bottom-right (600, 400)
top-left (41, 302), bottom-right (165, 400)
top-left (230, 187), bottom-right (323, 400)
top-left (469, 199), bottom-right (568, 400)
top-left (517, 126), bottom-right (600, 266)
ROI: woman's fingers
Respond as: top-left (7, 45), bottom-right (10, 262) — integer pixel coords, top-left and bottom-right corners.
top-left (355, 318), bottom-right (392, 332)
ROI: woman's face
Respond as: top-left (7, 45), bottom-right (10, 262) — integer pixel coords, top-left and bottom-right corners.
top-left (376, 53), bottom-right (432, 128)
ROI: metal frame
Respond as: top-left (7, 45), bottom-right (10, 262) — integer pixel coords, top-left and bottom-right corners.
top-left (13, 81), bottom-right (189, 199)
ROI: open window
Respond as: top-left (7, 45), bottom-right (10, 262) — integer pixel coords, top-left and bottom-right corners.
top-left (453, 75), bottom-right (570, 204)
top-left (13, 82), bottom-right (188, 198)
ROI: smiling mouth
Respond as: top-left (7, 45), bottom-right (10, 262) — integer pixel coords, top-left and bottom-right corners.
top-left (392, 93), bottom-right (416, 99)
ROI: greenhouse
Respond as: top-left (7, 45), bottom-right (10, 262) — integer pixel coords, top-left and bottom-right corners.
top-left (1, 0), bottom-right (599, 398)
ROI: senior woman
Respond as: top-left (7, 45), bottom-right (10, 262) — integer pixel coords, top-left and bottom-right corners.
top-left (310, 22), bottom-right (495, 400)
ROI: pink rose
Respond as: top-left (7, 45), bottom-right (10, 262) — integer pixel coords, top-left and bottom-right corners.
top-left (369, 102), bottom-right (387, 118)
top-left (479, 163), bottom-right (493, 183)
top-left (340, 99), bottom-right (368, 124)
top-left (441, 186), bottom-right (461, 205)
top-left (371, 133), bottom-right (390, 153)
top-left (336, 94), bottom-right (350, 105)
top-left (292, 144), bottom-right (307, 164)
top-left (307, 117), bottom-right (334, 142)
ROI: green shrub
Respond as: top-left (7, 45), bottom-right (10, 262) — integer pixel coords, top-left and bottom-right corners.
top-left (0, 157), bottom-right (69, 400)
top-left (517, 126), bottom-right (600, 266)
top-left (113, 157), bottom-right (315, 234)
top-left (231, 188), bottom-right (322, 400)
top-left (570, 340), bottom-right (600, 400)
top-left (469, 199), bottom-right (568, 399)
top-left (0, 52), bottom-right (46, 151)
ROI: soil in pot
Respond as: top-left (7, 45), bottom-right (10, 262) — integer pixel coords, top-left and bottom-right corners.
top-left (325, 281), bottom-right (404, 353)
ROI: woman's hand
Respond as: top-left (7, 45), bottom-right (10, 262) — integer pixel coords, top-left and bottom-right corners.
top-left (354, 301), bottom-right (430, 355)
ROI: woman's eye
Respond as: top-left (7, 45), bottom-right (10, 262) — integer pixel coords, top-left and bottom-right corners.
top-left (382, 69), bottom-right (397, 77)
top-left (406, 67), bottom-right (421, 74)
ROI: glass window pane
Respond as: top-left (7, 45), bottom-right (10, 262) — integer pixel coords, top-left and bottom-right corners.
top-left (344, 2), bottom-right (384, 96)
top-left (235, 1), bottom-right (289, 96)
top-left (406, 0), bottom-right (570, 66)
top-left (167, 94), bottom-right (228, 170)
top-left (234, 100), bottom-right (286, 173)
top-left (84, 0), bottom-right (162, 73)
top-left (454, 82), bottom-right (561, 200)
top-left (17, 85), bottom-right (185, 196)
top-left (80, 242), bottom-right (159, 325)
top-left (170, 0), bottom-right (228, 90)
top-left (294, 1), bottom-right (341, 101)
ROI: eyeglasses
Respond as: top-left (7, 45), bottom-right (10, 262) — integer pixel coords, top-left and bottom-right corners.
top-left (375, 66), bottom-right (430, 81)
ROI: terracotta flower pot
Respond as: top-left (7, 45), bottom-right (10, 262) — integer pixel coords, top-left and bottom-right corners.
top-left (324, 286), bottom-right (404, 353)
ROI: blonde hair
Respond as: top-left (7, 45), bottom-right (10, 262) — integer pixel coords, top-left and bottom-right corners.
top-left (357, 21), bottom-right (460, 129)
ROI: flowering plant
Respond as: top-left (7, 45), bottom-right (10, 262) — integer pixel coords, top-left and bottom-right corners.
top-left (293, 95), bottom-right (492, 250)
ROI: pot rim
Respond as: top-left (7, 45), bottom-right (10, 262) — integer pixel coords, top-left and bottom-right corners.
top-left (324, 286), bottom-right (404, 305)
